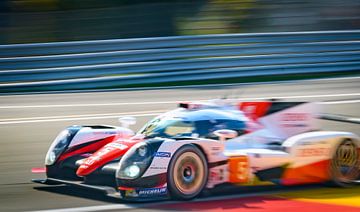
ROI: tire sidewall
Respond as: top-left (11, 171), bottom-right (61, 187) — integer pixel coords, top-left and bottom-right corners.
top-left (167, 144), bottom-right (208, 200)
top-left (329, 139), bottom-right (360, 187)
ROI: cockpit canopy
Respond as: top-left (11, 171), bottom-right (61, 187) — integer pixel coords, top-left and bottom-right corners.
top-left (139, 108), bottom-right (247, 139)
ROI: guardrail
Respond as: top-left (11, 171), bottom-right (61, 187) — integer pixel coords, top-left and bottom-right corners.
top-left (0, 30), bottom-right (360, 93)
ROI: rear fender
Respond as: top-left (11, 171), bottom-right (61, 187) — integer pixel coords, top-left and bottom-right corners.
top-left (281, 131), bottom-right (359, 184)
top-left (283, 131), bottom-right (360, 159)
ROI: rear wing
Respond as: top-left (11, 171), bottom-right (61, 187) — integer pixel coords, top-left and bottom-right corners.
top-left (239, 101), bottom-right (320, 139)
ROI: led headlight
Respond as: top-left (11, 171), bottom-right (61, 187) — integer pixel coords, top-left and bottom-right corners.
top-left (116, 142), bottom-right (153, 179)
top-left (45, 129), bottom-right (72, 165)
top-left (124, 164), bottom-right (141, 178)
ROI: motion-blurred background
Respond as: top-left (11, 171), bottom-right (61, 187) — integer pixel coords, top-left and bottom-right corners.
top-left (1, 1), bottom-right (360, 211)
top-left (1, 0), bottom-right (360, 44)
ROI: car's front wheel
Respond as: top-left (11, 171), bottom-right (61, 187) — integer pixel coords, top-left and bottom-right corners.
top-left (330, 139), bottom-right (360, 187)
top-left (167, 144), bottom-right (208, 200)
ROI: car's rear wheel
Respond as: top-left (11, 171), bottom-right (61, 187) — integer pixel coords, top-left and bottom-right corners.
top-left (330, 139), bottom-right (360, 187)
top-left (167, 144), bottom-right (208, 200)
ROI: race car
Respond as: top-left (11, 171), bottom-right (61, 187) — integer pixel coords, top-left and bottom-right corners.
top-left (33, 100), bottom-right (360, 200)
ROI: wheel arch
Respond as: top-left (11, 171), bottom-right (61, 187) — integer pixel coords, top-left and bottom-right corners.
top-left (191, 143), bottom-right (209, 164)
top-left (331, 133), bottom-right (360, 156)
top-left (283, 131), bottom-right (360, 154)
top-left (344, 136), bottom-right (360, 147)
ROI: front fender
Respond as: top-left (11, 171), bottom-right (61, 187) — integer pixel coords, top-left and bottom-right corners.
top-left (142, 139), bottom-right (225, 178)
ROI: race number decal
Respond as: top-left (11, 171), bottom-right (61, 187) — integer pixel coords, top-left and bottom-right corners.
top-left (229, 156), bottom-right (249, 183)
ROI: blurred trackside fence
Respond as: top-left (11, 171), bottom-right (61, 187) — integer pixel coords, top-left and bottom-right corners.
top-left (0, 30), bottom-right (360, 93)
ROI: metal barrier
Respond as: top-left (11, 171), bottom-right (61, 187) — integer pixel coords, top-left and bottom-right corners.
top-left (0, 30), bottom-right (360, 93)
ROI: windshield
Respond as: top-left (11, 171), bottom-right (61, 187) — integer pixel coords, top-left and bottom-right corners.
top-left (139, 116), bottom-right (245, 139)
top-left (140, 118), bottom-right (195, 138)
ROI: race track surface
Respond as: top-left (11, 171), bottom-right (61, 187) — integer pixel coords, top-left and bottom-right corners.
top-left (0, 77), bottom-right (359, 211)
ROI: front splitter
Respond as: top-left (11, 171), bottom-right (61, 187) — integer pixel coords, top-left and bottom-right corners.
top-left (32, 178), bottom-right (121, 199)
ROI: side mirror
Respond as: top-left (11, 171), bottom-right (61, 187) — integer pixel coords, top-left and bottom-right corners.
top-left (118, 116), bottom-right (136, 128)
top-left (213, 129), bottom-right (238, 142)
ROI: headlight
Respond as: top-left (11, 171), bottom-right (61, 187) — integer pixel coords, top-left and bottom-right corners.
top-left (124, 165), bottom-right (141, 178)
top-left (116, 142), bottom-right (153, 179)
top-left (45, 129), bottom-right (72, 165)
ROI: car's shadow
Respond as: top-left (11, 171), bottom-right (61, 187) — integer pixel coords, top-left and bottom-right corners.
top-left (34, 185), bottom-right (122, 203)
top-left (34, 183), bottom-right (360, 211)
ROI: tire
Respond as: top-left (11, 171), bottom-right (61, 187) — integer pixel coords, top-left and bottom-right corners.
top-left (329, 139), bottom-right (360, 187)
top-left (167, 144), bottom-right (208, 200)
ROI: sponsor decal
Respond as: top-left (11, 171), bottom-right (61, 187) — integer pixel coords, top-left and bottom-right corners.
top-left (96, 147), bottom-right (113, 156)
top-left (210, 169), bottom-right (224, 181)
top-left (154, 152), bottom-right (171, 158)
top-left (229, 156), bottom-right (249, 183)
top-left (107, 142), bottom-right (128, 150)
top-left (84, 159), bottom-right (95, 166)
top-left (299, 140), bottom-right (327, 146)
top-left (280, 113), bottom-right (310, 128)
top-left (188, 103), bottom-right (202, 110)
top-left (254, 153), bottom-right (261, 158)
top-left (137, 187), bottom-right (167, 197)
top-left (149, 166), bottom-right (167, 170)
top-left (243, 105), bottom-right (256, 114)
top-left (297, 148), bottom-right (330, 157)
top-left (211, 146), bottom-right (222, 156)
top-left (281, 124), bottom-right (308, 127)
top-left (94, 131), bottom-right (116, 135)
top-left (81, 143), bottom-right (126, 167)
top-left (125, 189), bottom-right (139, 197)
top-left (281, 113), bottom-right (309, 121)
top-left (211, 146), bottom-right (221, 151)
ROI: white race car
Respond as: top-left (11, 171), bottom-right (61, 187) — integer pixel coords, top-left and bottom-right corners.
top-left (33, 100), bottom-right (360, 200)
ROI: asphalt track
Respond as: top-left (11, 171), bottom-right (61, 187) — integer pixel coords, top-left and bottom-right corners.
top-left (0, 77), bottom-right (359, 212)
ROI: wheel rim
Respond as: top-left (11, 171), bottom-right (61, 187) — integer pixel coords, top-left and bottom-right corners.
top-left (332, 140), bottom-right (359, 183)
top-left (173, 152), bottom-right (205, 195)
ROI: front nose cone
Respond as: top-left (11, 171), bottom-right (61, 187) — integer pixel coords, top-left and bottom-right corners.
top-left (76, 141), bottom-right (134, 176)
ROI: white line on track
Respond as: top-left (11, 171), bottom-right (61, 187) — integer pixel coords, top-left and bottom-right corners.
top-left (1, 93), bottom-right (360, 109)
top-left (320, 99), bottom-right (360, 104)
top-left (0, 99), bottom-right (358, 125)
top-left (230, 93), bottom-right (360, 101)
top-left (0, 101), bottom-right (179, 109)
top-left (0, 98), bottom-right (359, 125)
top-left (0, 110), bottom-right (166, 122)
top-left (0, 111), bottom-right (164, 125)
